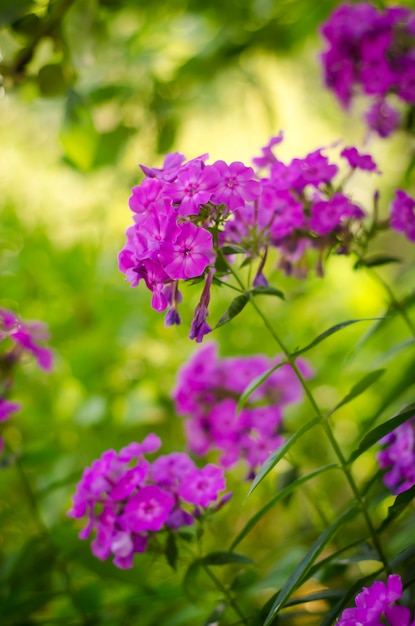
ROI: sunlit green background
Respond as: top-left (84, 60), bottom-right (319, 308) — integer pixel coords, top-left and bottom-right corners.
top-left (1, 0), bottom-right (415, 624)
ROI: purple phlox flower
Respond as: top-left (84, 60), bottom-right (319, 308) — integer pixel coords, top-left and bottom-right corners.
top-left (178, 464), bottom-right (226, 507)
top-left (189, 267), bottom-right (215, 343)
top-left (242, 431), bottom-right (285, 469)
top-left (290, 150), bottom-right (338, 190)
top-left (134, 260), bottom-right (171, 312)
top-left (123, 484), bottom-right (175, 533)
top-left (161, 222), bottom-right (213, 281)
top-left (173, 342), bottom-right (221, 415)
top-left (266, 190), bottom-right (306, 240)
top-left (364, 99), bottom-right (401, 138)
top-left (309, 192), bottom-right (364, 236)
top-left (359, 30), bottom-right (396, 96)
top-left (0, 308), bottom-right (53, 372)
top-left (390, 190), bottom-right (415, 242)
top-left (341, 146), bottom-right (379, 172)
top-left (321, 3), bottom-right (379, 45)
top-left (128, 178), bottom-right (165, 214)
top-left (119, 433), bottom-right (162, 461)
top-left (377, 417), bottom-right (415, 494)
top-left (165, 507), bottom-right (194, 530)
top-left (150, 452), bottom-right (196, 489)
top-left (0, 396), bottom-right (21, 422)
top-left (336, 574), bottom-right (404, 626)
top-left (385, 605), bottom-right (415, 626)
top-left (140, 152), bottom-right (187, 182)
top-left (252, 132), bottom-right (284, 169)
top-left (210, 160), bottom-right (262, 211)
top-left (166, 162), bottom-right (220, 216)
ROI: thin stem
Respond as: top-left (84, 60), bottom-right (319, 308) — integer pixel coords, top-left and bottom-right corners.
top-left (203, 564), bottom-right (249, 625)
top-left (218, 251), bottom-right (390, 572)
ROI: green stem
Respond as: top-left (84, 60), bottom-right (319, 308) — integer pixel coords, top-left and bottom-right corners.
top-left (218, 252), bottom-right (390, 572)
top-left (203, 564), bottom-right (249, 625)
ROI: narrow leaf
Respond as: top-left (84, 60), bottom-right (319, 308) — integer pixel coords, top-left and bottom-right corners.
top-left (183, 559), bottom-right (202, 600)
top-left (263, 505), bottom-right (359, 626)
top-left (290, 318), bottom-right (385, 357)
top-left (230, 464), bottom-right (338, 550)
top-left (165, 533), bottom-right (178, 570)
top-left (349, 403), bottom-right (415, 463)
top-left (221, 245), bottom-right (247, 255)
top-left (328, 369), bottom-right (385, 416)
top-left (215, 293), bottom-right (250, 328)
top-left (248, 417), bottom-right (320, 496)
top-left (202, 551), bottom-right (253, 566)
top-left (377, 484), bottom-right (415, 533)
top-left (354, 255), bottom-right (402, 268)
top-left (237, 361), bottom-right (287, 413)
top-left (250, 285), bottom-right (285, 299)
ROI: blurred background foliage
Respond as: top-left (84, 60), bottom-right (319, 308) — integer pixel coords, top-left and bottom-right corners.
top-left (1, 0), bottom-right (415, 624)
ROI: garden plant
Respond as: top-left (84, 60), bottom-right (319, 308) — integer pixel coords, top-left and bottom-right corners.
top-left (1, 1), bottom-right (415, 625)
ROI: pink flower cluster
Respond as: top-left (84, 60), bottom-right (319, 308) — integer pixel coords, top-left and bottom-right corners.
top-left (68, 434), bottom-right (227, 569)
top-left (120, 137), bottom-right (374, 338)
top-left (173, 343), bottom-right (313, 474)
top-left (0, 308), bottom-right (53, 452)
top-left (377, 418), bottom-right (415, 495)
top-left (321, 2), bottom-right (415, 137)
top-left (337, 574), bottom-right (415, 626)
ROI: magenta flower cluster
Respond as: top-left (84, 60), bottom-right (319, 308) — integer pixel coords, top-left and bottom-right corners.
top-left (337, 574), bottom-right (415, 626)
top-left (68, 434), bottom-right (227, 569)
top-left (0, 308), bottom-right (53, 452)
top-left (173, 342), bottom-right (313, 474)
top-left (119, 136), bottom-right (377, 339)
top-left (377, 418), bottom-right (415, 495)
top-left (321, 2), bottom-right (415, 137)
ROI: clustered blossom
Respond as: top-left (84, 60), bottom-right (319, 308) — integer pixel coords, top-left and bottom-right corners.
top-left (0, 308), bottom-right (53, 452)
top-left (120, 136), bottom-right (375, 335)
top-left (337, 574), bottom-right (415, 626)
top-left (173, 342), bottom-right (313, 474)
top-left (321, 2), bottom-right (415, 137)
top-left (377, 417), bottom-right (415, 494)
top-left (68, 434), bottom-right (227, 569)
top-left (390, 189), bottom-right (415, 242)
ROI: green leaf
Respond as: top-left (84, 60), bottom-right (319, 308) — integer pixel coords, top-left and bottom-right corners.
top-left (60, 90), bottom-right (99, 171)
top-left (250, 285), bottom-right (285, 299)
top-left (38, 64), bottom-right (70, 97)
top-left (328, 369), bottom-right (386, 416)
top-left (248, 417), bottom-right (320, 496)
top-left (204, 603), bottom-right (226, 625)
top-left (202, 551), bottom-right (253, 566)
top-left (165, 532), bottom-right (178, 570)
top-left (354, 255), bottom-right (402, 268)
top-left (221, 245), bottom-right (247, 255)
top-left (290, 318), bottom-right (385, 357)
top-left (215, 293), bottom-right (250, 328)
top-left (377, 484), bottom-right (415, 533)
top-left (0, 0), bottom-right (33, 27)
top-left (230, 464), bottom-right (338, 550)
top-left (263, 505), bottom-right (359, 626)
top-left (349, 403), bottom-right (415, 463)
top-left (237, 361), bottom-right (287, 413)
top-left (183, 559), bottom-right (202, 600)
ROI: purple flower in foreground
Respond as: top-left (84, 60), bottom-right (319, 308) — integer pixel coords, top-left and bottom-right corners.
top-left (68, 436), bottom-right (227, 568)
top-left (341, 146), bottom-right (378, 172)
top-left (161, 222), bottom-right (213, 280)
top-left (336, 574), bottom-right (415, 626)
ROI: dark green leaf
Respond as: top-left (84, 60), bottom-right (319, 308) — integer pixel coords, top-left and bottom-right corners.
top-left (377, 484), bottom-right (415, 533)
top-left (290, 318), bottom-right (385, 357)
top-left (221, 245), bottom-right (247, 255)
top-left (328, 369), bottom-right (386, 416)
top-left (250, 285), bottom-right (285, 299)
top-left (248, 417), bottom-right (320, 496)
top-left (38, 64), bottom-right (69, 97)
top-left (183, 559), bottom-right (202, 601)
top-left (230, 464), bottom-right (338, 550)
top-left (349, 403), bottom-right (415, 463)
top-left (202, 551), bottom-right (253, 566)
top-left (263, 505), bottom-right (359, 626)
top-left (0, 0), bottom-right (33, 27)
top-left (165, 532), bottom-right (178, 570)
top-left (204, 603), bottom-right (226, 625)
top-left (215, 293), bottom-right (250, 328)
top-left (354, 255), bottom-right (402, 268)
